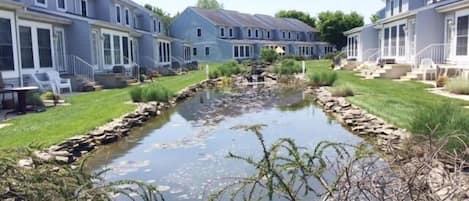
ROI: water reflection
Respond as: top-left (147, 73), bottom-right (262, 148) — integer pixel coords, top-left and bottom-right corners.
top-left (85, 86), bottom-right (362, 201)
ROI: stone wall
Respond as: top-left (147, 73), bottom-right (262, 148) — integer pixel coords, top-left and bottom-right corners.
top-left (25, 79), bottom-right (218, 165)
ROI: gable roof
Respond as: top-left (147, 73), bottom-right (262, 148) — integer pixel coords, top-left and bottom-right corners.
top-left (189, 7), bottom-right (315, 32)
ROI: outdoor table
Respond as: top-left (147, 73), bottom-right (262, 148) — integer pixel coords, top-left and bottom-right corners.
top-left (8, 86), bottom-right (39, 115)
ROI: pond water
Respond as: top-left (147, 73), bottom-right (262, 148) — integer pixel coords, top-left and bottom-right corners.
top-left (86, 85), bottom-right (363, 200)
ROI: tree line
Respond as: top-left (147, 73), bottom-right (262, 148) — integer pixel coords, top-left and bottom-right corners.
top-left (145, 0), bottom-right (371, 49)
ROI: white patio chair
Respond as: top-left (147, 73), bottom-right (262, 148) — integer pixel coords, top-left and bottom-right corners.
top-left (419, 58), bottom-right (437, 81)
top-left (46, 70), bottom-right (72, 94)
top-left (31, 72), bottom-right (57, 94)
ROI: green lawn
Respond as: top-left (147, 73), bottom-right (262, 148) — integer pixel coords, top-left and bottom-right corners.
top-left (306, 60), bottom-right (469, 129)
top-left (0, 70), bottom-right (206, 149)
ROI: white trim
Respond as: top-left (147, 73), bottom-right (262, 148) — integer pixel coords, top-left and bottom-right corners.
top-left (233, 44), bottom-right (253, 59)
top-left (80, 0), bottom-right (88, 17)
top-left (0, 10), bottom-right (19, 79)
top-left (453, 8), bottom-right (469, 64)
top-left (101, 28), bottom-right (130, 69)
top-left (53, 27), bottom-right (66, 72)
top-left (34, 0), bottom-right (48, 8)
top-left (56, 0), bottom-right (67, 12)
top-left (17, 20), bottom-right (55, 74)
top-left (124, 7), bottom-right (130, 26)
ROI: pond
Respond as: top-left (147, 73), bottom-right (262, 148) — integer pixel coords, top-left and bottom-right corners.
top-left (85, 85), bottom-right (363, 200)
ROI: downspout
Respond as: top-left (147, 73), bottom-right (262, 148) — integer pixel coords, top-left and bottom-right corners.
top-left (15, 8), bottom-right (24, 87)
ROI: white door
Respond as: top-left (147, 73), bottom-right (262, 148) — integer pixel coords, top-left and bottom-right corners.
top-left (54, 28), bottom-right (66, 72)
top-left (18, 20), bottom-right (54, 74)
top-left (0, 10), bottom-right (19, 79)
top-left (91, 30), bottom-right (100, 70)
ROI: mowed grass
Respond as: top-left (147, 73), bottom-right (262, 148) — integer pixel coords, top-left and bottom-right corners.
top-left (0, 70), bottom-right (206, 149)
top-left (306, 60), bottom-right (469, 130)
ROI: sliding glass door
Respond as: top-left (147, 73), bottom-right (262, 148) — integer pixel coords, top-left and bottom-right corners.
top-left (455, 13), bottom-right (469, 63)
top-left (54, 28), bottom-right (66, 72)
top-left (382, 22), bottom-right (407, 60)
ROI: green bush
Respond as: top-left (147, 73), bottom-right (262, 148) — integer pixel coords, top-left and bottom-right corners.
top-left (26, 92), bottom-right (44, 107)
top-left (410, 103), bottom-right (469, 151)
top-left (308, 71), bottom-right (338, 87)
top-left (129, 87), bottom-right (144, 102)
top-left (324, 52), bottom-right (344, 60)
top-left (330, 85), bottom-right (354, 97)
top-left (273, 59), bottom-right (302, 75)
top-left (40, 91), bottom-right (61, 101)
top-left (209, 61), bottom-right (242, 79)
top-left (129, 84), bottom-right (173, 103)
top-left (445, 79), bottom-right (469, 95)
top-left (260, 48), bottom-right (278, 63)
top-left (282, 55), bottom-right (305, 61)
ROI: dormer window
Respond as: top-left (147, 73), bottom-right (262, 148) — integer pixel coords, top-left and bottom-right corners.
top-left (288, 32), bottom-right (291, 39)
top-left (267, 31), bottom-right (270, 39)
top-left (282, 31), bottom-right (286, 39)
top-left (153, 20), bottom-right (157, 32)
top-left (133, 14), bottom-right (137, 28)
top-left (220, 27), bottom-right (225, 37)
top-left (116, 5), bottom-right (121, 23)
top-left (297, 33), bottom-right (300, 40)
top-left (398, 0), bottom-right (402, 13)
top-left (229, 28), bottom-right (233, 37)
top-left (125, 8), bottom-right (130, 25)
top-left (158, 21), bottom-right (161, 33)
top-left (35, 0), bottom-right (47, 8)
top-left (56, 0), bottom-right (66, 11)
top-left (248, 29), bottom-right (252, 38)
top-left (255, 30), bottom-right (259, 38)
top-left (390, 0), bottom-right (394, 16)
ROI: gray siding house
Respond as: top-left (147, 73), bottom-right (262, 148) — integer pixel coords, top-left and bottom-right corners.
top-left (0, 0), bottom-right (185, 87)
top-left (344, 0), bottom-right (469, 79)
top-left (169, 7), bottom-right (334, 62)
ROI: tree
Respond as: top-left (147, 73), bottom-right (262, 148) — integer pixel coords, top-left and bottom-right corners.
top-left (275, 10), bottom-right (316, 28)
top-left (196, 0), bottom-right (224, 9)
top-left (316, 11), bottom-right (364, 49)
top-left (144, 4), bottom-right (172, 30)
top-left (370, 13), bottom-right (380, 23)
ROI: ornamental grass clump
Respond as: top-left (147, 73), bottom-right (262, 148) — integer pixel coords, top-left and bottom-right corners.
top-left (209, 61), bottom-right (243, 79)
top-left (330, 85), bottom-right (354, 97)
top-left (273, 59), bottom-right (302, 75)
top-left (445, 78), bottom-right (469, 95)
top-left (129, 84), bottom-right (173, 103)
top-left (308, 71), bottom-right (338, 87)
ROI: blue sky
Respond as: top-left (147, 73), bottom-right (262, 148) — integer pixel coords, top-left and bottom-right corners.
top-left (134, 0), bottom-right (385, 24)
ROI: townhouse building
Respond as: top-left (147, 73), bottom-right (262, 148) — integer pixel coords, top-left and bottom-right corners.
top-left (344, 0), bottom-right (469, 79)
top-left (0, 0), bottom-right (182, 88)
top-left (169, 7), bottom-right (335, 62)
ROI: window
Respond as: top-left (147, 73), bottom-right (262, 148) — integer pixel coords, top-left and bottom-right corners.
top-left (125, 8), bottom-right (129, 25)
top-left (35, 0), bottom-right (47, 7)
top-left (113, 35), bottom-right (121, 64)
top-left (384, 28), bottom-right (389, 56)
top-left (282, 31), bottom-right (286, 39)
top-left (234, 46), bottom-right (239, 57)
top-left (158, 21), bottom-right (161, 33)
top-left (184, 46), bottom-right (191, 61)
top-left (158, 42), bottom-right (162, 62)
top-left (220, 27), bottom-right (225, 37)
top-left (255, 30), bottom-right (259, 38)
top-left (456, 15), bottom-right (469, 56)
top-left (81, 0), bottom-right (87, 17)
top-left (233, 45), bottom-right (252, 59)
top-left (123, 36), bottom-right (129, 64)
top-left (267, 31), bottom-right (270, 39)
top-left (153, 20), bottom-right (157, 32)
top-left (398, 24), bottom-right (405, 56)
top-left (157, 41), bottom-right (170, 63)
top-left (390, 0), bottom-right (394, 16)
top-left (205, 47), bottom-right (210, 56)
top-left (398, 0), bottom-right (402, 13)
top-left (197, 28), bottom-right (202, 37)
top-left (0, 18), bottom-right (14, 71)
top-left (390, 26), bottom-right (397, 56)
top-left (229, 28), bottom-right (233, 37)
top-left (19, 26), bottom-right (33, 69)
top-left (129, 39), bottom-right (134, 62)
top-left (116, 5), bottom-right (121, 23)
top-left (288, 32), bottom-right (291, 39)
top-left (245, 46), bottom-right (250, 57)
top-left (193, 48), bottom-right (197, 56)
top-left (57, 0), bottom-right (66, 11)
top-left (248, 29), bottom-right (252, 38)
top-left (37, 28), bottom-right (52, 68)
top-left (103, 34), bottom-right (112, 65)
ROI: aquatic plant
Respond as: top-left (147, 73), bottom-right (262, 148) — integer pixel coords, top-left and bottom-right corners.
top-left (209, 61), bottom-right (243, 79)
top-left (129, 83), bottom-right (174, 103)
top-left (273, 59), bottom-right (302, 75)
top-left (307, 71), bottom-right (338, 87)
top-left (330, 85), bottom-right (354, 97)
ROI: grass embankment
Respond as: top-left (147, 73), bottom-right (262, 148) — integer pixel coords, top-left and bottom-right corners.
top-left (305, 60), bottom-right (469, 131)
top-left (0, 71), bottom-right (206, 149)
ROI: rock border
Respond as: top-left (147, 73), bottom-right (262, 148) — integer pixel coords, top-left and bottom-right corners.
top-left (23, 79), bottom-right (219, 166)
top-left (306, 87), bottom-right (411, 154)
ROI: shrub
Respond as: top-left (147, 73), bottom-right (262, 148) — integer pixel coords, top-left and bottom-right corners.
top-left (129, 87), bottom-right (144, 102)
top-left (26, 92), bottom-right (44, 107)
top-left (260, 48), bottom-right (278, 63)
top-left (308, 71), bottom-right (338, 87)
top-left (273, 59), bottom-right (302, 75)
top-left (330, 85), bottom-right (354, 97)
top-left (445, 79), bottom-right (469, 95)
top-left (40, 91), bottom-right (61, 101)
top-left (436, 76), bottom-right (448, 87)
top-left (209, 61), bottom-right (242, 79)
top-left (324, 52), bottom-right (344, 60)
top-left (282, 55), bottom-right (305, 61)
top-left (410, 103), bottom-right (469, 151)
top-left (129, 84), bottom-right (173, 103)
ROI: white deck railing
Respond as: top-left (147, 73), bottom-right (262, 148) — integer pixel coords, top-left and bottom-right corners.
top-left (67, 55), bottom-right (95, 82)
top-left (367, 49), bottom-right (381, 63)
top-left (414, 43), bottom-right (450, 69)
